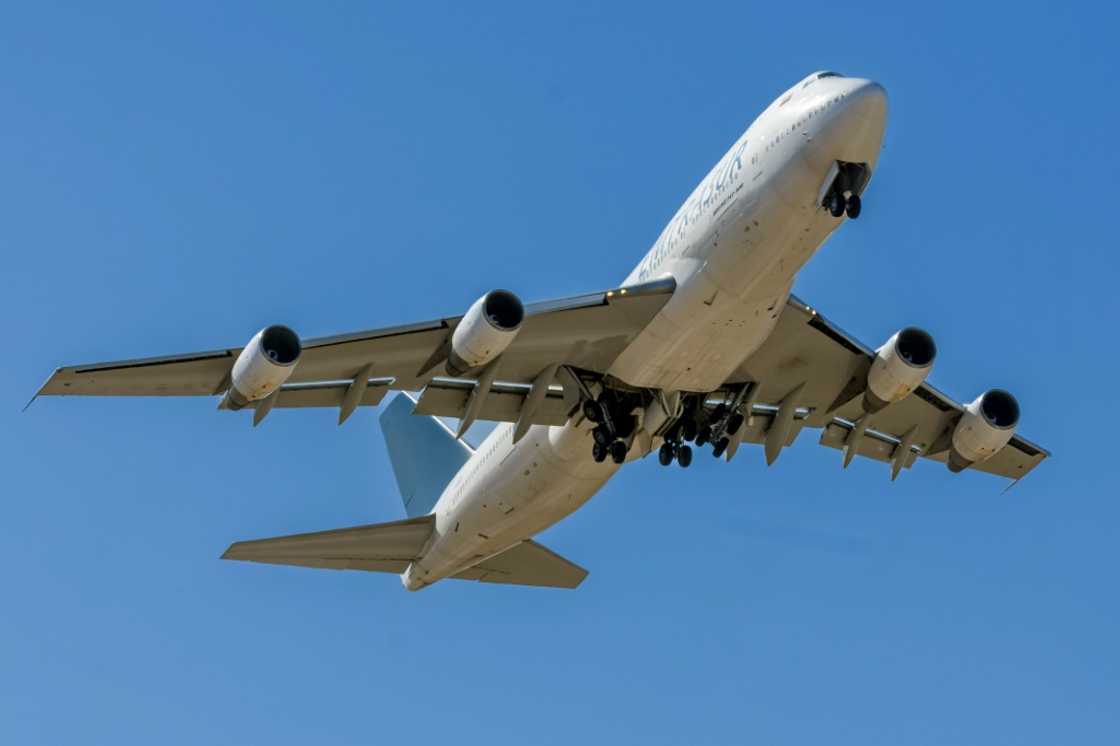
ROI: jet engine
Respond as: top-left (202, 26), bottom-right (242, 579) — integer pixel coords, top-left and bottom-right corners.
top-left (447, 290), bottom-right (524, 376)
top-left (948, 389), bottom-right (1020, 472)
top-left (863, 326), bottom-right (937, 412)
top-left (225, 325), bottom-right (302, 409)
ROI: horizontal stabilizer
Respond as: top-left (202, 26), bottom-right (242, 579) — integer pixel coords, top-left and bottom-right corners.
top-left (453, 540), bottom-right (588, 589)
top-left (221, 515), bottom-right (434, 573)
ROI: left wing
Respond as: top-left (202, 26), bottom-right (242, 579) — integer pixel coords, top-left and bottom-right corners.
top-left (35, 279), bottom-right (675, 414)
top-left (723, 295), bottom-right (1049, 480)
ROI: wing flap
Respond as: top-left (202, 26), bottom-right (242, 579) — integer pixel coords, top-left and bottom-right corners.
top-left (452, 540), bottom-right (588, 589)
top-left (413, 378), bottom-right (573, 426)
top-left (217, 379), bottom-right (393, 410)
top-left (221, 515), bottom-right (434, 573)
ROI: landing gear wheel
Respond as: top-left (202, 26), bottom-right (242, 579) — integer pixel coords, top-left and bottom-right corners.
top-left (695, 426), bottom-right (712, 447)
top-left (681, 420), bottom-right (698, 442)
top-left (712, 437), bottom-right (730, 458)
top-left (609, 440), bottom-right (628, 464)
top-left (583, 400), bottom-right (603, 423)
top-left (676, 444), bottom-right (693, 468)
top-left (658, 442), bottom-right (675, 466)
top-left (727, 413), bottom-right (744, 436)
top-left (827, 190), bottom-right (846, 218)
top-left (592, 442), bottom-right (607, 463)
top-left (845, 193), bottom-right (862, 219)
top-left (592, 425), bottom-right (612, 446)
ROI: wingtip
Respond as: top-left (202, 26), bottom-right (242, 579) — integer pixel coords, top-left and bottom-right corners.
top-left (23, 368), bottom-right (61, 412)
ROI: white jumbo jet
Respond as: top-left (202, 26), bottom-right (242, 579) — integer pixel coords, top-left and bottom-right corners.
top-left (37, 71), bottom-right (1049, 591)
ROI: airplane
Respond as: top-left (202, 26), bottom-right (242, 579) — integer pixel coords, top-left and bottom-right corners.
top-left (34, 71), bottom-right (1049, 591)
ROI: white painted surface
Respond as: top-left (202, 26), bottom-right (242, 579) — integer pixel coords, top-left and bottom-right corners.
top-left (403, 72), bottom-right (891, 589)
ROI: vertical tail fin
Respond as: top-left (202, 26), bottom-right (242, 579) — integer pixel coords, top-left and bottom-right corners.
top-left (379, 393), bottom-right (473, 517)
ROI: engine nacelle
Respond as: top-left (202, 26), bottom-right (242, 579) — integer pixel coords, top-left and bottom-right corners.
top-left (446, 290), bottom-right (524, 376)
top-left (226, 325), bottom-right (302, 410)
top-left (949, 389), bottom-right (1020, 472)
top-left (863, 326), bottom-right (937, 412)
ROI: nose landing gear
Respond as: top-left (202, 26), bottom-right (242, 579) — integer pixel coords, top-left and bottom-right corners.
top-left (827, 189), bottom-right (862, 219)
top-left (822, 161), bottom-right (870, 220)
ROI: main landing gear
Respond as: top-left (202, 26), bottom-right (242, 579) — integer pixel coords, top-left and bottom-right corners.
top-left (826, 190), bottom-right (861, 219)
top-left (656, 400), bottom-right (746, 467)
top-left (658, 441), bottom-right (692, 468)
top-left (585, 395), bottom-right (636, 465)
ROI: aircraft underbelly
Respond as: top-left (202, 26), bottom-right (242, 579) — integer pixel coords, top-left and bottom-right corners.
top-left (609, 150), bottom-right (839, 393)
top-left (411, 422), bottom-right (618, 585)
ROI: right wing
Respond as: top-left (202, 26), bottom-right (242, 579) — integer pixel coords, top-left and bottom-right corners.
top-left (36, 279), bottom-right (674, 406)
top-left (724, 294), bottom-right (1049, 480)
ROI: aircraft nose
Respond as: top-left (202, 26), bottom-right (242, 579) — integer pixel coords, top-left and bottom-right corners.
top-left (847, 79), bottom-right (888, 123)
top-left (816, 78), bottom-right (888, 165)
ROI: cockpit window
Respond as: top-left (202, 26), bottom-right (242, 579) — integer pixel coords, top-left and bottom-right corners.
top-left (802, 71), bottom-right (844, 89)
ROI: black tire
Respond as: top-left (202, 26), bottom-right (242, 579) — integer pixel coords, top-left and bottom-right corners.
top-left (592, 442), bottom-right (607, 463)
top-left (592, 425), bottom-right (612, 446)
top-left (583, 399), bottom-right (602, 423)
top-left (695, 426), bottom-right (711, 447)
top-left (846, 193), bottom-right (862, 219)
top-left (727, 413), bottom-right (744, 436)
top-left (681, 420), bottom-right (698, 442)
top-left (828, 191), bottom-right (846, 218)
top-left (712, 437), bottom-right (729, 458)
top-left (658, 442), bottom-right (675, 466)
top-left (609, 440), bottom-right (628, 464)
top-left (677, 444), bottom-right (693, 468)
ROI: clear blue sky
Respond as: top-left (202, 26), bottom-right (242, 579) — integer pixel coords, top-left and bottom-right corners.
top-left (3, 2), bottom-right (1116, 743)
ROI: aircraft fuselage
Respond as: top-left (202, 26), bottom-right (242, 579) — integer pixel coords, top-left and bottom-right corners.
top-left (402, 73), bottom-right (888, 590)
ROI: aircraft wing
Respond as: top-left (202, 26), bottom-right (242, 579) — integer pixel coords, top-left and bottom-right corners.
top-left (724, 294), bottom-right (1049, 480)
top-left (35, 278), bottom-right (675, 407)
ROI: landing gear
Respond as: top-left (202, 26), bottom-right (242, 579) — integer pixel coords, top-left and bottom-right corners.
top-left (695, 426), bottom-right (711, 447)
top-left (658, 442), bottom-right (675, 466)
top-left (583, 387), bottom-right (642, 463)
top-left (676, 444), bottom-right (693, 468)
top-left (845, 193), bottom-right (862, 219)
top-left (823, 161), bottom-right (870, 220)
top-left (712, 437), bottom-right (730, 458)
top-left (681, 419), bottom-right (698, 442)
top-left (727, 413), bottom-right (744, 436)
